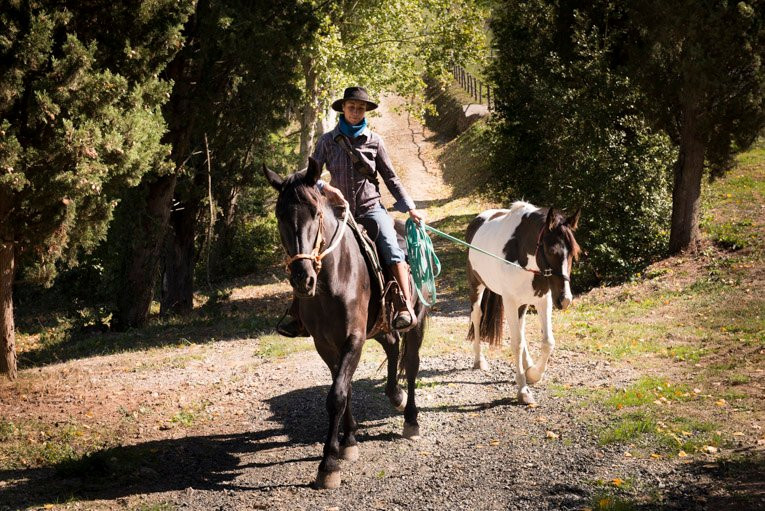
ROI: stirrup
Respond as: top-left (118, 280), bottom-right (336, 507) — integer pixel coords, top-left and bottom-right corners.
top-left (393, 301), bottom-right (417, 332)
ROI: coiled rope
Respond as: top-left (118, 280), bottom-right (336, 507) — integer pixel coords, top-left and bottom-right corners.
top-left (405, 219), bottom-right (441, 306)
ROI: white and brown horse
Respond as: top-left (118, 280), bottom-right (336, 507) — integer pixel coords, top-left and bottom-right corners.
top-left (466, 201), bottom-right (581, 405)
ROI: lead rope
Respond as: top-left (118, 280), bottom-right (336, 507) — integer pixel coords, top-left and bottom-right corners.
top-left (405, 218), bottom-right (551, 306)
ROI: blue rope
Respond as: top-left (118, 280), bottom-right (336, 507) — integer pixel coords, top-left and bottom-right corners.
top-left (405, 219), bottom-right (441, 306)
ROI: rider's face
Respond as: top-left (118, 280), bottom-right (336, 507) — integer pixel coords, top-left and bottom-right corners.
top-left (342, 99), bottom-right (367, 125)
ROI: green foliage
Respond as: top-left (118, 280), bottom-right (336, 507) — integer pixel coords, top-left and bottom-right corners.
top-left (623, 0), bottom-right (765, 179)
top-left (301, 0), bottom-right (489, 119)
top-left (488, 0), bottom-right (675, 286)
top-left (206, 212), bottom-right (281, 281)
top-left (0, 2), bottom-right (190, 284)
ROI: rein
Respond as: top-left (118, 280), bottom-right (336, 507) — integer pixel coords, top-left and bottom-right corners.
top-left (284, 201), bottom-right (350, 274)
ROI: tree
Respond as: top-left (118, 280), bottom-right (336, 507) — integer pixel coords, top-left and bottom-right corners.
top-left (296, 0), bottom-right (490, 166)
top-left (112, 0), bottom-right (313, 326)
top-left (0, 2), bottom-right (190, 378)
top-left (622, 1), bottom-right (765, 252)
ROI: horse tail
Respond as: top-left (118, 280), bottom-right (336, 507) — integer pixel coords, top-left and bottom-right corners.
top-left (466, 289), bottom-right (504, 347)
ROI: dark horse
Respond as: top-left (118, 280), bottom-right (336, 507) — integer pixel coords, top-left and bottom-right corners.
top-left (263, 158), bottom-right (428, 489)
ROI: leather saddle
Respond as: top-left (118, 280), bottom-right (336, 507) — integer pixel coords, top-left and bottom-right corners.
top-left (346, 214), bottom-right (408, 338)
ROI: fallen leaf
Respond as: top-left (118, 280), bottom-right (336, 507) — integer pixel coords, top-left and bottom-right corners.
top-left (681, 430), bottom-right (692, 437)
top-left (693, 388), bottom-right (702, 394)
top-left (546, 431), bottom-right (559, 440)
top-left (703, 445), bottom-right (718, 454)
top-left (733, 431), bottom-right (744, 437)
top-left (715, 399), bottom-right (727, 407)
top-left (678, 451), bottom-right (688, 458)
top-left (489, 440), bottom-right (500, 446)
top-left (650, 453), bottom-right (662, 459)
top-left (612, 478), bottom-right (623, 487)
top-left (624, 451), bottom-right (633, 458)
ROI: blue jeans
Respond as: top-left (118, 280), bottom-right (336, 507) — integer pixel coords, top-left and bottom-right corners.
top-left (357, 205), bottom-right (406, 265)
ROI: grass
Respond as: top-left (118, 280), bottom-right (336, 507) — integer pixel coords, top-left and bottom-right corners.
top-left (255, 334), bottom-right (314, 359)
top-left (169, 400), bottom-right (211, 428)
top-left (589, 493), bottom-right (641, 511)
top-left (0, 419), bottom-right (96, 469)
top-left (599, 411), bottom-right (723, 456)
top-left (605, 377), bottom-right (693, 409)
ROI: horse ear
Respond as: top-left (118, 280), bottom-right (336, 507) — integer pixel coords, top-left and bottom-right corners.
top-left (305, 157), bottom-right (322, 185)
top-left (546, 207), bottom-right (557, 231)
top-left (262, 163), bottom-right (283, 191)
top-left (567, 208), bottom-right (581, 231)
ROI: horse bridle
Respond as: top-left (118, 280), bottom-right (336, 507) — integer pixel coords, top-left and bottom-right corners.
top-left (284, 201), bottom-right (350, 275)
top-left (531, 226), bottom-right (571, 281)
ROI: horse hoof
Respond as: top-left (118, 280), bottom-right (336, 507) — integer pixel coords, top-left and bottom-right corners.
top-left (394, 390), bottom-right (407, 412)
top-left (403, 422), bottom-right (420, 440)
top-left (518, 387), bottom-right (536, 405)
top-left (315, 470), bottom-right (342, 489)
top-left (473, 357), bottom-right (490, 371)
top-left (525, 366), bottom-right (543, 385)
top-left (340, 445), bottom-right (359, 462)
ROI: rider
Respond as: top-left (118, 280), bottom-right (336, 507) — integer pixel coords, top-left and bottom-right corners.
top-left (277, 86), bottom-right (425, 336)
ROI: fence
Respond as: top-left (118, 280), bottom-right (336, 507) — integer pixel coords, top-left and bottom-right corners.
top-left (452, 64), bottom-right (494, 111)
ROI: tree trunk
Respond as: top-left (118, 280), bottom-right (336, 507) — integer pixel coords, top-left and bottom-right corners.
top-left (160, 195), bottom-right (200, 315)
top-left (298, 56), bottom-right (319, 168)
top-left (0, 240), bottom-right (16, 380)
top-left (669, 106), bottom-right (706, 254)
top-left (114, 174), bottom-right (178, 329)
top-left (114, 7), bottom-right (202, 328)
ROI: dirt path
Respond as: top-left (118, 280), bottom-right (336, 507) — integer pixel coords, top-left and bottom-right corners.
top-left (1, 97), bottom-right (761, 511)
top-left (370, 94), bottom-right (452, 211)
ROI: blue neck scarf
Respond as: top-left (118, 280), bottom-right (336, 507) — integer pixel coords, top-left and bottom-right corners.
top-left (338, 114), bottom-right (367, 138)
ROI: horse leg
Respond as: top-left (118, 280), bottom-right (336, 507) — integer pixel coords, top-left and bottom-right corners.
top-left (402, 313), bottom-right (424, 440)
top-left (339, 384), bottom-right (359, 462)
top-left (517, 305), bottom-right (535, 374)
top-left (526, 296), bottom-right (554, 385)
top-left (316, 334), bottom-right (364, 489)
top-left (505, 296), bottom-right (535, 405)
top-left (469, 282), bottom-right (489, 370)
top-left (376, 333), bottom-right (407, 410)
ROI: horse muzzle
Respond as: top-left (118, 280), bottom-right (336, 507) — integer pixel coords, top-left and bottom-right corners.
top-left (290, 268), bottom-right (317, 297)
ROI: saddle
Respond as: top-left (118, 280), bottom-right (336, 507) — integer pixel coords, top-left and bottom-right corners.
top-left (345, 214), bottom-right (409, 338)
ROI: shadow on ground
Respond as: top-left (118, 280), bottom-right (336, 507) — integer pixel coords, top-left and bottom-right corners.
top-left (0, 367), bottom-right (513, 509)
top-left (16, 279), bottom-right (292, 371)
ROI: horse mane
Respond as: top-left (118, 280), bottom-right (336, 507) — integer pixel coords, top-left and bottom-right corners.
top-left (275, 171), bottom-right (326, 216)
top-left (562, 225), bottom-right (581, 261)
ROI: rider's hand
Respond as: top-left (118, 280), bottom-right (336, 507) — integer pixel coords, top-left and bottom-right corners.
top-left (322, 184), bottom-right (347, 206)
top-left (408, 208), bottom-right (425, 225)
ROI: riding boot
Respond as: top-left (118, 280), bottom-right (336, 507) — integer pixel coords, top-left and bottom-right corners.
top-left (276, 297), bottom-right (309, 338)
top-left (391, 262), bottom-right (417, 332)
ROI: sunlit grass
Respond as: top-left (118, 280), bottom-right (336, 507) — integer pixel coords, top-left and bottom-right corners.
top-left (599, 410), bottom-right (723, 456)
top-left (255, 334), bottom-right (314, 359)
